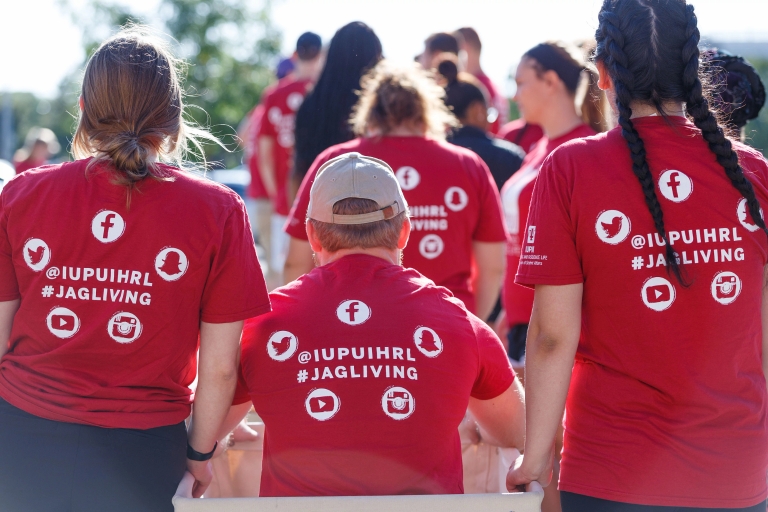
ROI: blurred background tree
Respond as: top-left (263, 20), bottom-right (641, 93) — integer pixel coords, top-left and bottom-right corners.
top-left (3, 0), bottom-right (281, 168)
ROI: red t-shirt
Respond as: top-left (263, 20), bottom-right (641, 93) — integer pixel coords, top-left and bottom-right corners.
top-left (233, 254), bottom-right (514, 496)
top-left (0, 159), bottom-right (271, 429)
top-left (517, 116), bottom-right (768, 507)
top-left (501, 124), bottom-right (595, 327)
top-left (257, 77), bottom-right (311, 215)
top-left (246, 104), bottom-right (269, 200)
top-left (284, 136), bottom-right (507, 314)
top-left (14, 158), bottom-right (47, 175)
top-left (498, 119), bottom-right (544, 154)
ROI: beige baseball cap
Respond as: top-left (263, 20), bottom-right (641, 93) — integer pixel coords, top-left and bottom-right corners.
top-left (307, 152), bottom-right (408, 225)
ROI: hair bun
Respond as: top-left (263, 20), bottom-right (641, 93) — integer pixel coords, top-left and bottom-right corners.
top-left (436, 59), bottom-right (458, 84)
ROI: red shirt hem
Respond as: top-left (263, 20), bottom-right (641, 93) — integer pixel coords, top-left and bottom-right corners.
top-left (559, 481), bottom-right (768, 508)
top-left (0, 292), bottom-right (20, 301)
top-left (470, 372), bottom-right (515, 400)
top-left (0, 378), bottom-right (190, 429)
top-left (201, 303), bottom-right (271, 324)
top-left (515, 274), bottom-right (583, 288)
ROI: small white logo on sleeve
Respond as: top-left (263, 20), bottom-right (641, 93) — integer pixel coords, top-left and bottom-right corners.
top-left (23, 238), bottom-right (51, 272)
top-left (287, 92), bottom-right (304, 111)
top-left (91, 210), bottom-right (125, 243)
top-left (46, 306), bottom-right (80, 339)
top-left (395, 166), bottom-right (420, 191)
top-left (336, 300), bottom-right (371, 326)
top-left (154, 248), bottom-right (189, 282)
top-left (419, 234), bottom-right (444, 259)
top-left (526, 226), bottom-right (536, 244)
top-left (267, 330), bottom-right (299, 361)
top-left (107, 312), bottom-right (142, 344)
top-left (711, 271), bottom-right (742, 305)
top-left (595, 210), bottom-right (631, 244)
top-left (658, 170), bottom-right (693, 202)
top-left (414, 327), bottom-right (443, 358)
top-left (641, 277), bottom-right (676, 312)
top-left (305, 388), bottom-right (340, 421)
top-left (382, 386), bottom-right (415, 420)
top-left (444, 186), bottom-right (468, 212)
top-left (737, 198), bottom-right (763, 232)
top-left (267, 106), bottom-right (282, 125)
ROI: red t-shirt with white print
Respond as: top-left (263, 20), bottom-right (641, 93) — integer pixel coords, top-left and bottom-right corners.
top-left (257, 77), bottom-right (310, 216)
top-left (501, 124), bottom-right (594, 327)
top-left (516, 116), bottom-right (768, 507)
top-left (233, 254), bottom-right (515, 496)
top-left (284, 137), bottom-right (507, 314)
top-left (0, 159), bottom-right (271, 429)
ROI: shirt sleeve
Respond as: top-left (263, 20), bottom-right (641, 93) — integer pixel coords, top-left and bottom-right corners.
top-left (470, 315), bottom-right (515, 400)
top-left (465, 152), bottom-right (508, 243)
top-left (256, 90), bottom-right (277, 139)
top-left (0, 187), bottom-right (20, 301)
top-left (200, 195), bottom-right (271, 323)
top-left (515, 151), bottom-right (583, 287)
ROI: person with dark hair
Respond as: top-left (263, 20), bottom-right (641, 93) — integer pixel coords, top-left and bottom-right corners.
top-left (217, 153), bottom-right (524, 496)
top-left (439, 58), bottom-right (524, 191)
top-left (256, 31), bottom-right (323, 279)
top-left (703, 49), bottom-right (766, 140)
top-left (0, 27), bottom-right (270, 511)
top-left (455, 27), bottom-right (508, 134)
top-left (416, 32), bottom-right (460, 70)
top-left (284, 62), bottom-right (508, 321)
top-left (290, 22), bottom-right (382, 202)
top-left (507, 1), bottom-right (768, 510)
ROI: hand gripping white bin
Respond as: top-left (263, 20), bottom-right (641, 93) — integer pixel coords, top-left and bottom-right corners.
top-left (174, 474), bottom-right (544, 512)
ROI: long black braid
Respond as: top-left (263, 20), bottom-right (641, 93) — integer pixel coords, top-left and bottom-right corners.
top-left (680, 5), bottom-right (768, 236)
top-left (597, 7), bottom-right (682, 283)
top-left (595, 0), bottom-right (767, 285)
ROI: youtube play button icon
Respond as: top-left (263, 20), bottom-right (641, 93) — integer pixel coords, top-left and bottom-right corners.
top-left (305, 388), bottom-right (340, 421)
top-left (46, 306), bottom-right (81, 339)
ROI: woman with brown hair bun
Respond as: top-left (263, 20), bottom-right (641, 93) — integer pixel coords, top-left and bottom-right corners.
top-left (284, 61), bottom-right (508, 321)
top-left (0, 27), bottom-right (270, 511)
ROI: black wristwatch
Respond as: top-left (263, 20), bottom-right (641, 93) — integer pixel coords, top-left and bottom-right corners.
top-left (187, 441), bottom-right (217, 461)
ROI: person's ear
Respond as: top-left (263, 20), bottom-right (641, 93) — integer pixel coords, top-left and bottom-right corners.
top-left (397, 218), bottom-right (411, 250)
top-left (543, 69), bottom-right (560, 91)
top-left (79, 96), bottom-right (84, 111)
top-left (596, 60), bottom-right (613, 91)
top-left (306, 221), bottom-right (324, 253)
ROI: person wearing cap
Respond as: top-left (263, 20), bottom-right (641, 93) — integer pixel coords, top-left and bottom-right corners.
top-left (255, 31), bottom-right (323, 279)
top-left (216, 152), bottom-right (525, 496)
top-left (284, 62), bottom-right (508, 322)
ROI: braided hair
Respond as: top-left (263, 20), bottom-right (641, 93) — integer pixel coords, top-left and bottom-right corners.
top-left (595, 0), bottom-right (767, 284)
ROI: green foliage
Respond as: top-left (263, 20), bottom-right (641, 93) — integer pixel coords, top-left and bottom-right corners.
top-left (23, 0), bottom-right (281, 168)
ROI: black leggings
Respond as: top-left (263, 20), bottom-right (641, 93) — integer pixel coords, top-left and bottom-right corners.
top-left (0, 397), bottom-right (187, 512)
top-left (562, 491), bottom-right (767, 512)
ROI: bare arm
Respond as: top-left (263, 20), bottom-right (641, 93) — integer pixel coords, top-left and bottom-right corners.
top-left (216, 402), bottom-right (253, 442)
top-left (506, 283), bottom-right (582, 489)
top-left (283, 236), bottom-right (314, 284)
top-left (257, 135), bottom-right (277, 198)
top-left (468, 378), bottom-right (525, 450)
top-left (471, 241), bottom-right (506, 321)
top-left (0, 299), bottom-right (20, 359)
top-left (186, 320), bottom-right (244, 498)
top-left (762, 265), bottom-right (768, 390)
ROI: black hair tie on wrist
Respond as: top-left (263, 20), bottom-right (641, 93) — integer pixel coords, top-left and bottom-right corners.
top-left (187, 441), bottom-right (217, 461)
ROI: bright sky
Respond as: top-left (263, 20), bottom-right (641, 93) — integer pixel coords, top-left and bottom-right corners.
top-left (1, 0), bottom-right (767, 98)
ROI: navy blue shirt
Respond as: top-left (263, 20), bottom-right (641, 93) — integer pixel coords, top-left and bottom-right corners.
top-left (448, 125), bottom-right (525, 191)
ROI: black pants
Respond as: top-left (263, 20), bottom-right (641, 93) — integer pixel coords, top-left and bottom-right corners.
top-left (562, 491), bottom-right (767, 512)
top-left (0, 397), bottom-right (187, 512)
top-left (507, 323), bottom-right (528, 362)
